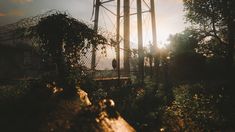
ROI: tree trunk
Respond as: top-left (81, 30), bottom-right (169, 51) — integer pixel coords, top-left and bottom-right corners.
top-left (226, 19), bottom-right (235, 71)
top-left (56, 43), bottom-right (77, 97)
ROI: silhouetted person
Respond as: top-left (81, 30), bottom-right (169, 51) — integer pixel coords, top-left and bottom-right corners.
top-left (112, 59), bottom-right (117, 70)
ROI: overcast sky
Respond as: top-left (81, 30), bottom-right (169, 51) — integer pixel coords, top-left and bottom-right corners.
top-left (0, 0), bottom-right (187, 46)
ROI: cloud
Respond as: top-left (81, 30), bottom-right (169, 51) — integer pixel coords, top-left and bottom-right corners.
top-left (9, 0), bottom-right (32, 4)
top-left (176, 0), bottom-right (183, 3)
top-left (7, 9), bottom-right (25, 16)
top-left (0, 12), bottom-right (7, 17)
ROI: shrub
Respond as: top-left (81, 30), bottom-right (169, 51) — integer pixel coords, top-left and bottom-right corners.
top-left (162, 83), bottom-right (225, 131)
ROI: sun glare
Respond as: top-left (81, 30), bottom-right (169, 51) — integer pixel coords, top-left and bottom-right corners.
top-left (157, 43), bottom-right (167, 49)
top-left (130, 30), bottom-right (170, 50)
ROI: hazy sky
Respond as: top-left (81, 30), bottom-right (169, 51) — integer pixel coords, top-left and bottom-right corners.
top-left (0, 0), bottom-right (187, 46)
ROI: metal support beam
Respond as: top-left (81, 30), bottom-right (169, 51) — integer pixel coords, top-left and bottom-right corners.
top-left (150, 0), bottom-right (157, 51)
top-left (150, 0), bottom-right (159, 80)
top-left (100, 5), bottom-right (116, 16)
top-left (123, 0), bottom-right (130, 76)
top-left (91, 0), bottom-right (100, 72)
top-left (100, 0), bottom-right (114, 4)
top-left (116, 0), bottom-right (121, 85)
top-left (137, 0), bottom-right (144, 85)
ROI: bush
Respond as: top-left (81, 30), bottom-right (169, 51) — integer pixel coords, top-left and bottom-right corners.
top-left (169, 52), bottom-right (206, 81)
top-left (161, 83), bottom-right (226, 131)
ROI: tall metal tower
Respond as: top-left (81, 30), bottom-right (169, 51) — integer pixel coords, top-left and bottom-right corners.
top-left (91, 0), bottom-right (158, 83)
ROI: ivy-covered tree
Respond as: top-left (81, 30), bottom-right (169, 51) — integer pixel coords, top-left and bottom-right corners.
top-left (27, 12), bottom-right (107, 96)
top-left (183, 0), bottom-right (235, 68)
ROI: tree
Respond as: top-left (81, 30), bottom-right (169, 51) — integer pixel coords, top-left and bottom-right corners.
top-left (27, 12), bottom-right (107, 96)
top-left (168, 29), bottom-right (205, 81)
top-left (168, 29), bottom-right (198, 56)
top-left (183, 0), bottom-right (235, 68)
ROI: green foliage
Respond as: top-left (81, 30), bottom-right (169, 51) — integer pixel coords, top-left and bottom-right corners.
top-left (25, 11), bottom-right (108, 95)
top-left (168, 29), bottom-right (206, 81)
top-left (162, 83), bottom-right (226, 131)
top-left (183, 0), bottom-right (235, 65)
top-left (93, 80), bottom-right (163, 131)
top-left (196, 37), bottom-right (227, 57)
top-left (29, 12), bottom-right (107, 56)
top-left (169, 52), bottom-right (206, 81)
top-left (0, 79), bottom-right (55, 131)
top-left (0, 81), bottom-right (29, 104)
top-left (168, 29), bottom-right (198, 55)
